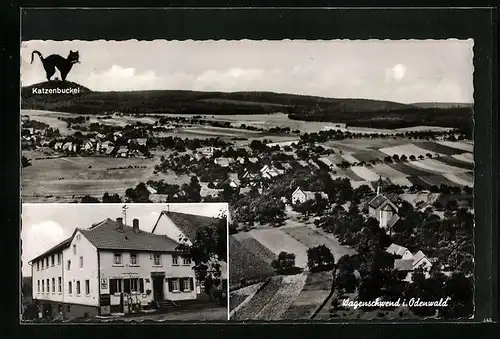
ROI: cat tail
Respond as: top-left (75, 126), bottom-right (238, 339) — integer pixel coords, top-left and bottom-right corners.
top-left (31, 50), bottom-right (44, 64)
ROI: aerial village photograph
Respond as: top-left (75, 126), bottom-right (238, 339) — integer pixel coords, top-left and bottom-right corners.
top-left (20, 39), bottom-right (474, 322)
top-left (20, 203), bottom-right (229, 322)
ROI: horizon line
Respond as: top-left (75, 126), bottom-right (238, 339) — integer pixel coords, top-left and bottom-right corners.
top-left (21, 81), bottom-right (474, 105)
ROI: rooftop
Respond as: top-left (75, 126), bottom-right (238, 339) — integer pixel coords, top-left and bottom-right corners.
top-left (152, 210), bottom-right (226, 243)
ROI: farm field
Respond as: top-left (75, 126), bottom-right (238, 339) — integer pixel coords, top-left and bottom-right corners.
top-left (282, 226), bottom-right (356, 261)
top-left (407, 176), bottom-right (432, 189)
top-left (419, 174), bottom-right (460, 187)
top-left (230, 276), bottom-right (284, 320)
top-left (327, 138), bottom-right (414, 151)
top-left (229, 282), bottom-right (264, 313)
top-left (408, 159), bottom-right (468, 174)
top-left (413, 141), bottom-right (466, 155)
top-left (341, 154), bottom-right (360, 164)
top-left (379, 143), bottom-right (443, 158)
top-left (350, 166), bottom-right (380, 181)
top-left (252, 274), bottom-right (308, 320)
top-left (247, 228), bottom-right (309, 268)
top-left (442, 173), bottom-right (474, 186)
top-left (21, 154), bottom-right (191, 200)
top-left (351, 149), bottom-right (388, 162)
top-left (230, 271), bottom-right (334, 320)
top-left (163, 113), bottom-right (343, 134)
top-left (452, 153), bottom-right (474, 163)
top-left (388, 163), bottom-right (435, 177)
top-left (437, 156), bottom-right (475, 170)
top-left (229, 236), bottom-right (276, 284)
top-left (281, 271), bottom-right (333, 320)
top-left (436, 140), bottom-right (474, 153)
top-left (371, 163), bottom-right (408, 178)
top-left (232, 233), bottom-right (277, 264)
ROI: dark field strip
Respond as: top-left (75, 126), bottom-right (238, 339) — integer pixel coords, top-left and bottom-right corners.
top-left (415, 141), bottom-right (465, 155)
top-left (389, 163), bottom-right (435, 177)
top-left (231, 276), bottom-right (284, 320)
top-left (437, 156), bottom-right (475, 170)
top-left (419, 175), bottom-right (459, 187)
top-left (239, 237), bottom-right (277, 264)
top-left (407, 176), bottom-right (432, 189)
top-left (351, 151), bottom-right (380, 162)
top-left (229, 237), bottom-right (275, 283)
top-left (230, 294), bottom-right (248, 311)
top-left (344, 168), bottom-right (367, 181)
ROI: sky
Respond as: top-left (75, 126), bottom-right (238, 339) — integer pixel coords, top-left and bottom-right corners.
top-left (20, 39), bottom-right (474, 104)
top-left (20, 203), bottom-right (228, 277)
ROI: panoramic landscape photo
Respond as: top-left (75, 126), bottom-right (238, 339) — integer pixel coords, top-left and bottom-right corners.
top-left (21, 39), bottom-right (474, 321)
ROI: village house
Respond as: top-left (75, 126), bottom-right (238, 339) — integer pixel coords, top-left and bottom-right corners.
top-left (260, 164), bottom-right (285, 179)
top-left (198, 147), bottom-right (219, 158)
top-left (367, 178), bottom-right (401, 233)
top-left (129, 138), bottom-right (147, 147)
top-left (317, 157), bottom-right (336, 170)
top-left (84, 140), bottom-right (95, 152)
top-left (113, 131), bottom-right (123, 141)
top-left (322, 123), bottom-right (347, 131)
top-left (221, 173), bottom-right (241, 188)
top-left (386, 243), bottom-right (433, 282)
top-left (54, 142), bottom-right (64, 150)
top-left (30, 217), bottom-right (198, 319)
top-left (117, 146), bottom-right (129, 158)
top-left (247, 157), bottom-right (259, 164)
top-left (266, 140), bottom-right (299, 149)
top-left (151, 210), bottom-right (228, 295)
top-left (291, 187), bottom-right (329, 205)
top-left (62, 142), bottom-right (79, 153)
top-left (214, 157), bottom-right (232, 167)
top-left (98, 141), bottom-right (114, 153)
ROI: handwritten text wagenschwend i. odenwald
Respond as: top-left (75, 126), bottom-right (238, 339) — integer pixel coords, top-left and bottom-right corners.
top-left (342, 297), bottom-right (452, 309)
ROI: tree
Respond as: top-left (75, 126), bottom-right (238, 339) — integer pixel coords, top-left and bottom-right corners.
top-left (81, 195), bottom-right (100, 203)
top-left (271, 251), bottom-right (297, 275)
top-left (102, 192), bottom-right (121, 203)
top-left (307, 245), bottom-right (335, 272)
top-left (175, 218), bottom-right (227, 302)
top-left (22, 156), bottom-right (31, 168)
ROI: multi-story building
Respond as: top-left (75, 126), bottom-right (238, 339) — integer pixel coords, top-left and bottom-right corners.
top-left (30, 217), bottom-right (198, 319)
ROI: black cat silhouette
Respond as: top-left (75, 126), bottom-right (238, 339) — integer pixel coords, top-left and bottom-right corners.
top-left (31, 50), bottom-right (80, 82)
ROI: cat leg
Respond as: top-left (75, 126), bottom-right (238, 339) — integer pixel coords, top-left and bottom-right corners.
top-left (61, 70), bottom-right (68, 82)
top-left (45, 65), bottom-right (56, 82)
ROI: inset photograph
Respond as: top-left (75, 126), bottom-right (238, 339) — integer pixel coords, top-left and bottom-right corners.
top-left (21, 203), bottom-right (228, 323)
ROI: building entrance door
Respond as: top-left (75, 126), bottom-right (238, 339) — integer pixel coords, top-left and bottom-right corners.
top-left (152, 274), bottom-right (165, 301)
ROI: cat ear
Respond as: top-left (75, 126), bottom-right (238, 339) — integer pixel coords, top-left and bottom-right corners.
top-left (70, 50), bottom-right (73, 53)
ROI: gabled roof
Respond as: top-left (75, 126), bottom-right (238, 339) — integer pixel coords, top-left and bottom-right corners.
top-left (386, 215), bottom-right (401, 229)
top-left (386, 243), bottom-right (411, 257)
top-left (29, 236), bottom-right (73, 263)
top-left (152, 211), bottom-right (225, 243)
top-left (368, 194), bottom-right (398, 210)
top-left (394, 259), bottom-right (414, 271)
top-left (80, 218), bottom-right (179, 252)
top-left (412, 250), bottom-right (431, 268)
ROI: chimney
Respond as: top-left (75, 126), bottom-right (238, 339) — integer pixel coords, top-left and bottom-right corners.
top-left (133, 219), bottom-right (140, 233)
top-left (116, 217), bottom-right (124, 231)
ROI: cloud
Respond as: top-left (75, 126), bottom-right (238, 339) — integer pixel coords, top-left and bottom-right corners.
top-left (21, 220), bottom-right (67, 276)
top-left (193, 68), bottom-right (280, 92)
top-left (87, 65), bottom-right (159, 91)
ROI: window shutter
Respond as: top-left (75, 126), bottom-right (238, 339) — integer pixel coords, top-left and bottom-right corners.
top-left (168, 278), bottom-right (173, 292)
top-left (189, 278), bottom-right (194, 291)
top-left (139, 279), bottom-right (144, 293)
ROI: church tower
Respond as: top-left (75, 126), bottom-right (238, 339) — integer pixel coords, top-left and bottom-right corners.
top-left (376, 176), bottom-right (383, 195)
